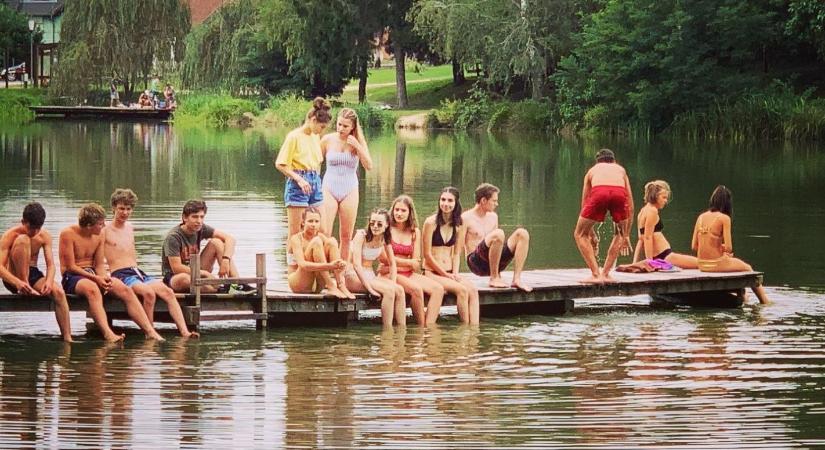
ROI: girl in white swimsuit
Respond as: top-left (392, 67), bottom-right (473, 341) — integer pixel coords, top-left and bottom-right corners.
top-left (320, 108), bottom-right (373, 262)
top-left (345, 208), bottom-right (406, 327)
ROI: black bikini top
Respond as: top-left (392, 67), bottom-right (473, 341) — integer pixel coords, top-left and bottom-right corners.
top-left (432, 226), bottom-right (457, 247)
top-left (639, 218), bottom-right (664, 234)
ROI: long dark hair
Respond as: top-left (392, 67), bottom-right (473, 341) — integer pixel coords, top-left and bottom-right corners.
top-left (708, 185), bottom-right (732, 216)
top-left (364, 208), bottom-right (392, 243)
top-left (435, 186), bottom-right (462, 228)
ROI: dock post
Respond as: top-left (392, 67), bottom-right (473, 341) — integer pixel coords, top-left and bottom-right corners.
top-left (255, 253), bottom-right (268, 329)
top-left (190, 252), bottom-right (201, 330)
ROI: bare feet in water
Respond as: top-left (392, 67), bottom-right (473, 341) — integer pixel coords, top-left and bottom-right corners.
top-left (181, 330), bottom-right (200, 338)
top-left (103, 332), bottom-right (126, 342)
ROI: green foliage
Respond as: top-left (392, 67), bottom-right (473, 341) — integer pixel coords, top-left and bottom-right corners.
top-left (787, 0), bottom-right (825, 57)
top-left (0, 4), bottom-right (38, 65)
top-left (52, 0), bottom-right (190, 101)
top-left (431, 89), bottom-right (558, 132)
top-left (265, 95), bottom-right (311, 128)
top-left (0, 89), bottom-right (45, 124)
top-left (669, 83), bottom-right (825, 141)
top-left (174, 93), bottom-right (259, 127)
top-left (347, 103), bottom-right (394, 129)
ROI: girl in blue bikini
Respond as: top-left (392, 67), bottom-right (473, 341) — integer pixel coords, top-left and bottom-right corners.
top-left (320, 108), bottom-right (373, 262)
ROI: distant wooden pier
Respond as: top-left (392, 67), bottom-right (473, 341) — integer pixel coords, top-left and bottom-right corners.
top-left (30, 106), bottom-right (172, 120)
top-left (0, 253), bottom-right (764, 332)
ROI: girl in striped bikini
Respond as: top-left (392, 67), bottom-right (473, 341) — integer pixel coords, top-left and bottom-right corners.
top-left (320, 108), bottom-right (373, 262)
top-left (379, 195), bottom-right (445, 326)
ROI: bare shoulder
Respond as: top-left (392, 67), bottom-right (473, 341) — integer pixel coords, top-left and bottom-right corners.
top-left (36, 228), bottom-right (53, 242)
top-left (59, 225), bottom-right (77, 239)
top-left (423, 215), bottom-right (436, 226)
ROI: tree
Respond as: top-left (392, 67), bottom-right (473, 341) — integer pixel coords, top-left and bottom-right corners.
top-left (52, 0), bottom-right (190, 101)
top-left (0, 4), bottom-right (39, 88)
top-left (787, 0), bottom-right (825, 58)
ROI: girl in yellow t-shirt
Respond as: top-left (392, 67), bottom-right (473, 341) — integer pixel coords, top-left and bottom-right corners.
top-left (275, 97), bottom-right (333, 238)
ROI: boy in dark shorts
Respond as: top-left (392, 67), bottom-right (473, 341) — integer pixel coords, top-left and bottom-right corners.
top-left (573, 149), bottom-right (634, 283)
top-left (59, 203), bottom-right (164, 342)
top-left (0, 202), bottom-right (73, 342)
top-left (161, 200), bottom-right (255, 294)
top-left (104, 189), bottom-right (197, 338)
top-left (462, 183), bottom-right (532, 292)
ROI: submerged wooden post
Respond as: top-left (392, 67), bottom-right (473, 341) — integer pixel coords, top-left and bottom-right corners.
top-left (256, 253), bottom-right (267, 329)
top-left (190, 252), bottom-right (201, 330)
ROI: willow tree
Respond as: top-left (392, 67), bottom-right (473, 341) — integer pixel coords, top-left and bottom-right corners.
top-left (52, 0), bottom-right (190, 101)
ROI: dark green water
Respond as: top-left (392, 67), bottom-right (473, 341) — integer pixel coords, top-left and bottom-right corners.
top-left (1, 122), bottom-right (824, 447)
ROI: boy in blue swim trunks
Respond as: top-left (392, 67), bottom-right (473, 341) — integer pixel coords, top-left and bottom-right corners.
top-left (0, 202), bottom-right (73, 342)
top-left (59, 203), bottom-right (164, 342)
top-left (104, 189), bottom-right (197, 338)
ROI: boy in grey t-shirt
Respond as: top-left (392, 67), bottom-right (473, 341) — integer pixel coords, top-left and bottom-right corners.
top-left (161, 200), bottom-right (249, 293)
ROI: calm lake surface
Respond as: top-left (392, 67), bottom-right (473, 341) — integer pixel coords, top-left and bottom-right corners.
top-left (1, 121), bottom-right (824, 448)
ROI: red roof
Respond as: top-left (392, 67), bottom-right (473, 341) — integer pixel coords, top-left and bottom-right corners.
top-left (187, 0), bottom-right (226, 25)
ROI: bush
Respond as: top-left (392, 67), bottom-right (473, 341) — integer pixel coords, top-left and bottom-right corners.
top-left (174, 93), bottom-right (259, 127)
top-left (0, 89), bottom-right (46, 124)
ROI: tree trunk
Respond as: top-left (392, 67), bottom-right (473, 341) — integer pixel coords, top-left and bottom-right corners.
top-left (358, 59), bottom-right (368, 103)
top-left (394, 43), bottom-right (408, 108)
top-left (452, 57), bottom-right (465, 86)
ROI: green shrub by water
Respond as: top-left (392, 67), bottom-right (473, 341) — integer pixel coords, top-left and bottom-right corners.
top-left (0, 89), bottom-right (46, 124)
top-left (430, 89), bottom-right (559, 133)
top-left (174, 93), bottom-right (259, 127)
top-left (668, 86), bottom-right (825, 141)
top-left (264, 95), bottom-right (394, 129)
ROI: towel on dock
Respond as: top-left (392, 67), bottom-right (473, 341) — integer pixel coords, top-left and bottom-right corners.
top-left (616, 259), bottom-right (680, 273)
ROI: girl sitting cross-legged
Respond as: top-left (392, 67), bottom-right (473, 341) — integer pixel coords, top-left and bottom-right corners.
top-left (286, 207), bottom-right (353, 299)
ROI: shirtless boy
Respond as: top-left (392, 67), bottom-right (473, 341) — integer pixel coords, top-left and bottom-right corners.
top-left (105, 189), bottom-right (197, 338)
top-left (59, 203), bottom-right (165, 342)
top-left (573, 149), bottom-right (634, 283)
top-left (0, 203), bottom-right (73, 342)
top-left (161, 200), bottom-right (254, 294)
top-left (462, 183), bottom-right (532, 291)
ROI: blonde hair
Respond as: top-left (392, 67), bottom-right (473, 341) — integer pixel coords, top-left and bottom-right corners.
top-left (644, 180), bottom-right (671, 204)
top-left (338, 107), bottom-right (365, 142)
top-left (78, 203), bottom-right (106, 228)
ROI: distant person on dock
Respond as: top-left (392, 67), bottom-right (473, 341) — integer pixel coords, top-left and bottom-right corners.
top-left (286, 207), bottom-right (352, 299)
top-left (138, 91), bottom-right (154, 108)
top-left (59, 203), bottom-right (164, 342)
top-left (0, 202), bottom-right (73, 342)
top-left (275, 97), bottom-right (333, 242)
top-left (161, 200), bottom-right (255, 295)
top-left (422, 187), bottom-right (480, 325)
top-left (104, 189), bottom-right (198, 338)
top-left (345, 208), bottom-right (407, 328)
top-left (573, 148), bottom-right (634, 283)
top-left (462, 183), bottom-right (532, 292)
top-left (633, 180), bottom-right (697, 269)
top-left (691, 185), bottom-right (770, 304)
top-left (379, 195), bottom-right (445, 326)
top-left (320, 107), bottom-right (373, 262)
top-left (109, 79), bottom-right (121, 107)
top-left (163, 84), bottom-right (176, 109)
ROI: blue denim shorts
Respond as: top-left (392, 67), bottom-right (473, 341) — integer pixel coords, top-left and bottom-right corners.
top-left (284, 170), bottom-right (323, 207)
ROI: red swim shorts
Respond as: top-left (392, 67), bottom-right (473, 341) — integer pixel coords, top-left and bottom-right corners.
top-left (580, 185), bottom-right (629, 222)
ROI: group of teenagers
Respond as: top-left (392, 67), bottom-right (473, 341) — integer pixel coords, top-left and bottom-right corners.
top-left (0, 98), bottom-right (769, 341)
top-left (0, 191), bottom-right (257, 342)
top-left (274, 98), bottom-right (770, 330)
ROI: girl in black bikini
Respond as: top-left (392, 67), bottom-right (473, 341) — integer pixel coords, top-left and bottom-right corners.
top-left (422, 187), bottom-right (480, 325)
top-left (633, 180), bottom-right (698, 268)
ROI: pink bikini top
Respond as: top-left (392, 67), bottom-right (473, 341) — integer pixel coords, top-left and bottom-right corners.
top-left (390, 239), bottom-right (414, 258)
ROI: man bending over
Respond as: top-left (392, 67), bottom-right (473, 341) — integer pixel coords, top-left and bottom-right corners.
top-left (462, 183), bottom-right (532, 292)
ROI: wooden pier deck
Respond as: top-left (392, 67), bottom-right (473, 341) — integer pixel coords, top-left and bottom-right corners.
top-left (31, 106), bottom-right (172, 120)
top-left (0, 268), bottom-right (763, 330)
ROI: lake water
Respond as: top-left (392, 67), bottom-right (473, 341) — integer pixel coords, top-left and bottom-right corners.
top-left (1, 122), bottom-right (824, 447)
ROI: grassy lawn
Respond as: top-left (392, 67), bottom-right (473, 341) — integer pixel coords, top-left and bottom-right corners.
top-left (338, 63), bottom-right (472, 111)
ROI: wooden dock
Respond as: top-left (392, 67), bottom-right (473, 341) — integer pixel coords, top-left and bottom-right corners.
top-left (30, 106), bottom-right (172, 120)
top-left (0, 267), bottom-right (763, 331)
